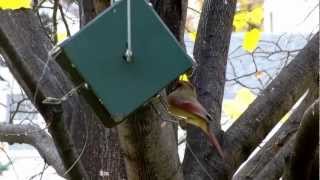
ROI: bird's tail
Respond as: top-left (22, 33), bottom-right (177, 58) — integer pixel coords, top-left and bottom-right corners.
top-left (206, 128), bottom-right (225, 159)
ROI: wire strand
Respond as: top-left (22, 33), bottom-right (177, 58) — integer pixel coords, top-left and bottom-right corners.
top-left (186, 142), bottom-right (214, 180)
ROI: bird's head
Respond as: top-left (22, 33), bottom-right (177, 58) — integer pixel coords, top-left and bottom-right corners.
top-left (174, 80), bottom-right (197, 97)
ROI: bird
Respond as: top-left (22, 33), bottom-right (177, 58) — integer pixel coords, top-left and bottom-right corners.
top-left (166, 79), bottom-right (225, 159)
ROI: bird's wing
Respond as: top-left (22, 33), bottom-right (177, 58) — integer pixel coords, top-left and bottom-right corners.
top-left (207, 128), bottom-right (225, 159)
top-left (169, 97), bottom-right (211, 122)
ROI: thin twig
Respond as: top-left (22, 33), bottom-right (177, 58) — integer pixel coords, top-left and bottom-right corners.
top-left (33, 0), bottom-right (47, 11)
top-left (52, 0), bottom-right (59, 44)
top-left (59, 4), bottom-right (71, 37)
top-left (9, 98), bottom-right (28, 124)
top-left (0, 147), bottom-right (19, 180)
top-left (28, 162), bottom-right (48, 180)
top-left (187, 7), bottom-right (201, 14)
top-left (36, 12), bottom-right (54, 44)
top-left (297, 3), bottom-right (319, 25)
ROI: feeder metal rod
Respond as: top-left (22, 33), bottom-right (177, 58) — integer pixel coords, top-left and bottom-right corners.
top-left (125, 0), bottom-right (133, 62)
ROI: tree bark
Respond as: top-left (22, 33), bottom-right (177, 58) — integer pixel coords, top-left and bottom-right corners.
top-left (234, 84), bottom-right (318, 180)
top-left (150, 0), bottom-right (187, 43)
top-left (253, 135), bottom-right (297, 180)
top-left (0, 10), bottom-right (90, 179)
top-left (117, 101), bottom-right (183, 180)
top-left (116, 1), bottom-right (187, 179)
top-left (282, 99), bottom-right (319, 180)
top-left (0, 123), bottom-right (64, 176)
top-left (77, 1), bottom-right (128, 179)
top-left (222, 32), bottom-right (319, 178)
top-left (183, 0), bottom-right (237, 179)
top-left (0, 9), bottom-right (127, 179)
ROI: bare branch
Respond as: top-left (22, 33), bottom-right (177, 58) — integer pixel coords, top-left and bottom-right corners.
top-left (52, 0), bottom-right (59, 43)
top-left (0, 123), bottom-right (65, 177)
top-left (234, 85), bottom-right (318, 179)
top-left (59, 4), bottom-right (71, 37)
top-left (224, 32), bottom-right (319, 177)
top-left (252, 134), bottom-right (296, 180)
top-left (9, 97), bottom-right (29, 124)
top-left (0, 10), bottom-right (89, 179)
top-left (282, 99), bottom-right (319, 180)
top-left (183, 0), bottom-right (237, 179)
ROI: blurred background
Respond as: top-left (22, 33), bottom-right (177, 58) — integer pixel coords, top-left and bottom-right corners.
top-left (0, 0), bottom-right (318, 179)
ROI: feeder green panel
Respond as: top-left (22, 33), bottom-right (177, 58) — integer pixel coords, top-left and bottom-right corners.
top-left (54, 0), bottom-right (193, 127)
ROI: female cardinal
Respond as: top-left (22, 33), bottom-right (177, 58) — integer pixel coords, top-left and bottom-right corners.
top-left (167, 80), bottom-right (224, 159)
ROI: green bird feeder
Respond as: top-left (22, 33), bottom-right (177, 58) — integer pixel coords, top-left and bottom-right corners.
top-left (52, 0), bottom-right (193, 127)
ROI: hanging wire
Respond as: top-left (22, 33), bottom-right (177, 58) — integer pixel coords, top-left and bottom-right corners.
top-left (63, 116), bottom-right (89, 177)
top-left (42, 83), bottom-right (85, 105)
top-left (124, 0), bottom-right (133, 63)
top-left (186, 142), bottom-right (214, 180)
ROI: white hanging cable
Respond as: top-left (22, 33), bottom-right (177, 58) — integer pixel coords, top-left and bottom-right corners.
top-left (125, 0), bottom-right (133, 63)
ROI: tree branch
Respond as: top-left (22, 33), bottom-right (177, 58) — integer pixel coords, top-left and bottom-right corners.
top-left (282, 99), bottom-right (319, 180)
top-left (183, 0), bottom-right (237, 179)
top-left (52, 0), bottom-right (59, 43)
top-left (253, 134), bottom-right (296, 180)
top-left (0, 10), bottom-right (89, 179)
top-left (116, 1), bottom-right (187, 179)
top-left (0, 123), bottom-right (65, 177)
top-left (234, 85), bottom-right (318, 179)
top-left (59, 4), bottom-right (71, 37)
top-left (117, 101), bottom-right (183, 180)
top-left (223, 32), bottom-right (319, 177)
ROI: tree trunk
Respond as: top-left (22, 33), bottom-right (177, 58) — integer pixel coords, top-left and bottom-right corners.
top-left (0, 10), bottom-right (90, 179)
top-left (116, 1), bottom-right (187, 179)
top-left (77, 1), bottom-right (127, 179)
top-left (282, 99), bottom-right (319, 180)
top-left (183, 0), bottom-right (237, 179)
top-left (234, 84), bottom-right (318, 179)
top-left (224, 33), bottom-right (319, 178)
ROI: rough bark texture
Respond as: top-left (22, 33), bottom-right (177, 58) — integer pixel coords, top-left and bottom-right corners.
top-left (1, 0), bottom-right (187, 179)
top-left (46, 104), bottom-right (89, 179)
top-left (183, 0), bottom-right (237, 179)
top-left (0, 10), bottom-right (89, 179)
top-left (0, 10), bottom-right (126, 180)
top-left (117, 101), bottom-right (183, 180)
top-left (0, 123), bottom-right (64, 176)
top-left (253, 135), bottom-right (297, 180)
top-left (282, 99), bottom-right (319, 180)
top-left (234, 84), bottom-right (318, 180)
top-left (150, 0), bottom-right (187, 43)
top-left (223, 32), bottom-right (319, 178)
top-left (116, 1), bottom-right (187, 179)
top-left (78, 1), bottom-right (128, 179)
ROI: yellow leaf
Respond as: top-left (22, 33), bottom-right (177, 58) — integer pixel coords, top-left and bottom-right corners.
top-left (223, 88), bottom-right (256, 121)
top-left (243, 28), bottom-right (261, 52)
top-left (248, 6), bottom-right (264, 25)
top-left (223, 100), bottom-right (243, 121)
top-left (235, 88), bottom-right (256, 105)
top-left (255, 71), bottom-right (264, 79)
top-left (233, 11), bottom-right (249, 32)
top-left (188, 31), bottom-right (197, 42)
top-left (57, 32), bottom-right (68, 43)
top-left (0, 0), bottom-right (32, 9)
top-left (179, 74), bottom-right (189, 82)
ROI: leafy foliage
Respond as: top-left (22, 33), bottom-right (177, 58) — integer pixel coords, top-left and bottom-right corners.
top-left (233, 2), bottom-right (264, 52)
top-left (0, 0), bottom-right (31, 10)
top-left (243, 28), bottom-right (262, 52)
